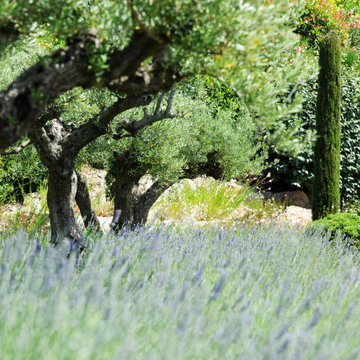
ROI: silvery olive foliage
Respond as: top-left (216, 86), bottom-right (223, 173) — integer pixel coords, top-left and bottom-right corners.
top-left (83, 80), bottom-right (267, 188)
top-left (0, 0), bottom-right (313, 151)
top-left (0, 0), bottom-right (317, 202)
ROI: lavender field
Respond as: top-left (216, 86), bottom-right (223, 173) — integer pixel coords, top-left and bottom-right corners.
top-left (0, 225), bottom-right (359, 359)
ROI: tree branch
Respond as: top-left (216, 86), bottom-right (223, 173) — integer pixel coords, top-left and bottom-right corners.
top-left (28, 126), bottom-right (60, 167)
top-left (115, 90), bottom-right (178, 138)
top-left (127, 0), bottom-right (166, 44)
top-left (154, 93), bottom-right (165, 114)
top-left (107, 64), bottom-right (179, 95)
top-left (0, 29), bottom-right (173, 151)
top-left (1, 139), bottom-right (31, 155)
top-left (62, 95), bottom-right (151, 157)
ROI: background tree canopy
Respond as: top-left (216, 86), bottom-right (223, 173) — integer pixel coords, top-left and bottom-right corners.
top-left (0, 0), bottom-right (312, 151)
top-left (1, 0), bottom-right (343, 242)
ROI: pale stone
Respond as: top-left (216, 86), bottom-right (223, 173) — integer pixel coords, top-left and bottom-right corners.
top-left (276, 206), bottom-right (312, 226)
top-left (98, 216), bottom-right (113, 231)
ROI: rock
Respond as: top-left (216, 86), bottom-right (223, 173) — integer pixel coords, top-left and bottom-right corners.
top-left (192, 176), bottom-right (216, 188)
top-left (80, 165), bottom-right (113, 216)
top-left (225, 206), bottom-right (248, 221)
top-left (23, 192), bottom-right (43, 212)
top-left (225, 179), bottom-right (243, 192)
top-left (277, 206), bottom-right (312, 226)
top-left (147, 208), bottom-right (161, 225)
top-left (262, 190), bottom-right (310, 208)
top-left (81, 165), bottom-right (107, 198)
top-left (98, 216), bottom-right (113, 231)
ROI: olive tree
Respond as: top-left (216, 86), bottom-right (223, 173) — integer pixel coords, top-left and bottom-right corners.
top-left (0, 0), bottom-right (309, 150)
top-left (102, 81), bottom-right (267, 228)
top-left (0, 0), bottom-right (311, 244)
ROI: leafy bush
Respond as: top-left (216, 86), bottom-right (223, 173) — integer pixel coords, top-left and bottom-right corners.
top-left (0, 144), bottom-right (47, 203)
top-left (266, 73), bottom-right (360, 202)
top-left (100, 84), bottom-right (267, 193)
top-left (311, 212), bottom-right (360, 248)
top-left (295, 0), bottom-right (360, 49)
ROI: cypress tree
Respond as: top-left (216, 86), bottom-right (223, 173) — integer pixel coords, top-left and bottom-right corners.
top-left (312, 31), bottom-right (342, 220)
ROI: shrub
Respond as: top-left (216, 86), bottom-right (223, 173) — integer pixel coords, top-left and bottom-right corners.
top-left (0, 144), bottom-right (47, 203)
top-left (150, 178), bottom-right (284, 226)
top-left (311, 212), bottom-right (360, 248)
top-left (265, 73), bottom-right (360, 202)
top-left (102, 83), bottom-right (267, 196)
top-left (295, 0), bottom-right (360, 49)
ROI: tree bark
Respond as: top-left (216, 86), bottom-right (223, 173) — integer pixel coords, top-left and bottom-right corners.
top-left (312, 31), bottom-right (341, 220)
top-left (75, 172), bottom-right (100, 230)
top-left (47, 168), bottom-right (83, 246)
top-left (112, 171), bottom-right (141, 229)
top-left (132, 181), bottom-right (169, 226)
top-left (0, 30), bottom-right (176, 152)
top-left (111, 170), bottom-right (169, 229)
top-left (29, 123), bottom-right (85, 244)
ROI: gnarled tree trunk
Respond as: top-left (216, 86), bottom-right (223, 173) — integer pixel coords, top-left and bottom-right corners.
top-left (75, 172), bottom-right (100, 230)
top-left (29, 122), bottom-right (100, 245)
top-left (47, 168), bottom-right (83, 246)
top-left (112, 172), bottom-right (169, 229)
top-left (112, 170), bottom-right (143, 229)
top-left (132, 180), bottom-right (169, 225)
top-left (109, 148), bottom-right (170, 229)
top-left (27, 92), bottom-right (176, 242)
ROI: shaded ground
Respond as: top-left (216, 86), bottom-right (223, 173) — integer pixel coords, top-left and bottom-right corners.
top-left (0, 165), bottom-right (113, 232)
top-left (0, 168), bottom-right (312, 233)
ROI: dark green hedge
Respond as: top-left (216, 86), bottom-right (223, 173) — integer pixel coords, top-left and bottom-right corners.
top-left (266, 73), bottom-right (360, 203)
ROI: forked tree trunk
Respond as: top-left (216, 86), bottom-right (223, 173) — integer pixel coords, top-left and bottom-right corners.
top-left (75, 172), bottom-right (100, 230)
top-left (47, 168), bottom-right (83, 246)
top-left (132, 181), bottom-right (169, 225)
top-left (112, 171), bottom-right (141, 229)
top-left (110, 150), bottom-right (225, 229)
top-left (111, 171), bottom-right (169, 230)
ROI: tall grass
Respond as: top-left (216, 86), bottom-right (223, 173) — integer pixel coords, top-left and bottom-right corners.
top-left (0, 225), bottom-right (360, 359)
top-left (151, 178), bottom-right (284, 225)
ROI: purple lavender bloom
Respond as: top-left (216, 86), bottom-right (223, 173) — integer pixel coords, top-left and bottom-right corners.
top-left (47, 275), bottom-right (54, 288)
top-left (112, 246), bottom-right (119, 256)
top-left (223, 259), bottom-right (230, 267)
top-left (210, 275), bottom-right (226, 300)
top-left (192, 268), bottom-right (204, 283)
top-left (75, 255), bottom-right (81, 266)
top-left (35, 238), bottom-right (41, 254)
